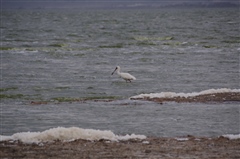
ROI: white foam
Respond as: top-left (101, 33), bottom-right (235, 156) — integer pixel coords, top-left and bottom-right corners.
top-left (130, 88), bottom-right (240, 99)
top-left (142, 140), bottom-right (150, 144)
top-left (0, 127), bottom-right (146, 144)
top-left (175, 137), bottom-right (189, 141)
top-left (222, 134), bottom-right (240, 140)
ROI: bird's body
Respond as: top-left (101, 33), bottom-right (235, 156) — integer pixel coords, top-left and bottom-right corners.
top-left (112, 66), bottom-right (136, 82)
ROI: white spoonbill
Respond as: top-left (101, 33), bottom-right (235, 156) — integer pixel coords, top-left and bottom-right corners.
top-left (111, 66), bottom-right (136, 82)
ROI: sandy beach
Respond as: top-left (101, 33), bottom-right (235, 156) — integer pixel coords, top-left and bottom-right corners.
top-left (1, 135), bottom-right (240, 159)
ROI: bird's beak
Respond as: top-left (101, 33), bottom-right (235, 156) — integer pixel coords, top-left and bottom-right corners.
top-left (111, 68), bottom-right (117, 75)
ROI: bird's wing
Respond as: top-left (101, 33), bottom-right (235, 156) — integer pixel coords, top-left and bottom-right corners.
top-left (121, 73), bottom-right (136, 80)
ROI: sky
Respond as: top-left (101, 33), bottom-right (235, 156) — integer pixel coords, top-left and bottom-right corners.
top-left (1, 0), bottom-right (239, 9)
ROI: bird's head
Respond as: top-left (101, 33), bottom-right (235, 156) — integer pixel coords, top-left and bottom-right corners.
top-left (112, 66), bottom-right (120, 75)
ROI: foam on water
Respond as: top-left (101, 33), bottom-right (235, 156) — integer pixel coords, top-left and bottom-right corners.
top-left (130, 88), bottom-right (240, 99)
top-left (0, 127), bottom-right (146, 144)
top-left (222, 134), bottom-right (240, 140)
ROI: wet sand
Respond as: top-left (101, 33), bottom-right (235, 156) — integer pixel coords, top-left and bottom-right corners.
top-left (131, 92), bottom-right (240, 104)
top-left (1, 136), bottom-right (240, 159)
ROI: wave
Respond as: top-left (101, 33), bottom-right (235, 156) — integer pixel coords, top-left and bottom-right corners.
top-left (0, 127), bottom-right (146, 144)
top-left (130, 88), bottom-right (240, 103)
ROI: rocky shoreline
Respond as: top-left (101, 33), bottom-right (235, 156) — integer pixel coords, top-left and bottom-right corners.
top-left (1, 136), bottom-right (240, 159)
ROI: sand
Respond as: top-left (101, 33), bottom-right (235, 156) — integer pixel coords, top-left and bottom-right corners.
top-left (1, 136), bottom-right (240, 159)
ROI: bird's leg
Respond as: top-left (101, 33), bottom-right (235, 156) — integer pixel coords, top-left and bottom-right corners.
top-left (125, 79), bottom-right (130, 83)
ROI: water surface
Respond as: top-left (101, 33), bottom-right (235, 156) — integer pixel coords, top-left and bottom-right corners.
top-left (1, 8), bottom-right (239, 137)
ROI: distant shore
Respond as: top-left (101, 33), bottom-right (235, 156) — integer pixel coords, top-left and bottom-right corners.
top-left (1, 135), bottom-right (239, 159)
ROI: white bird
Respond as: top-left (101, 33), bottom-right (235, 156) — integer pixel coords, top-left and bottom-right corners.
top-left (111, 66), bottom-right (136, 82)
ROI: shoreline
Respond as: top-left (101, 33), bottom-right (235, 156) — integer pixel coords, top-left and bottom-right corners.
top-left (130, 92), bottom-right (240, 104)
top-left (2, 90), bottom-right (240, 158)
top-left (1, 135), bottom-right (240, 159)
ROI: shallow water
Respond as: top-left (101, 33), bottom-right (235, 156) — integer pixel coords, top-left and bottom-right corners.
top-left (1, 8), bottom-right (239, 137)
top-left (1, 100), bottom-right (239, 137)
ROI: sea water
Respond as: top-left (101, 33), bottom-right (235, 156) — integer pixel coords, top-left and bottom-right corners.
top-left (1, 8), bottom-right (239, 141)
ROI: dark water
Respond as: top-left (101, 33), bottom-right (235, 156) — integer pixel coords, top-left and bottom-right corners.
top-left (1, 8), bottom-right (239, 137)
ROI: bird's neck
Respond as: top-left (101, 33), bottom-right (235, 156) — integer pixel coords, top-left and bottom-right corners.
top-left (117, 70), bottom-right (121, 75)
